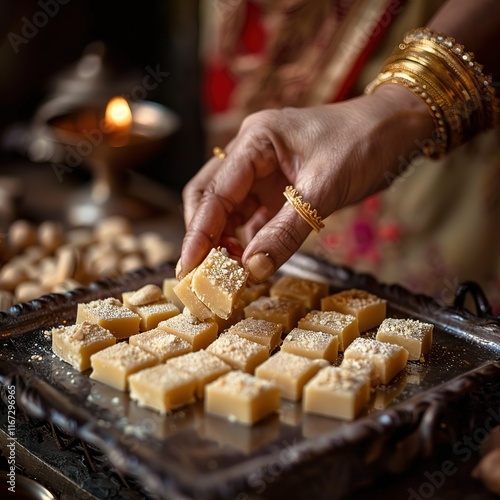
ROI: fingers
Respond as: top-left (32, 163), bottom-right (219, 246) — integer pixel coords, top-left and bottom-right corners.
top-left (182, 155), bottom-right (225, 228)
top-left (178, 108), bottom-right (335, 282)
top-left (178, 116), bottom-right (284, 279)
top-left (242, 172), bottom-right (333, 282)
top-left (242, 207), bottom-right (270, 244)
top-left (242, 200), bottom-right (316, 282)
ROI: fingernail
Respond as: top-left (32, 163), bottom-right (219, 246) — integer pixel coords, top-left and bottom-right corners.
top-left (175, 259), bottom-right (183, 280)
top-left (247, 252), bottom-right (274, 282)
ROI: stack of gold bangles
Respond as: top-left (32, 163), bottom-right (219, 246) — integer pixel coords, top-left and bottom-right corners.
top-left (365, 28), bottom-right (499, 158)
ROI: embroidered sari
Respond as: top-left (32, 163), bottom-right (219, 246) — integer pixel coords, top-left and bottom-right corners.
top-left (200, 0), bottom-right (500, 313)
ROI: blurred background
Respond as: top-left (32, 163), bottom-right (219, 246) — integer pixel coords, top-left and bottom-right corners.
top-left (0, 0), bottom-right (203, 226)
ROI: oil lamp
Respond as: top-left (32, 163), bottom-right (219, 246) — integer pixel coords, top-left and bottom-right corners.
top-left (28, 43), bottom-right (180, 226)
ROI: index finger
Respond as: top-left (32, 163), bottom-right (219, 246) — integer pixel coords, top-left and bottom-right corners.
top-left (178, 130), bottom-right (284, 278)
top-left (182, 154), bottom-right (223, 227)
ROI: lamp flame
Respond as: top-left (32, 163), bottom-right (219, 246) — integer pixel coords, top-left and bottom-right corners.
top-left (105, 97), bottom-right (132, 132)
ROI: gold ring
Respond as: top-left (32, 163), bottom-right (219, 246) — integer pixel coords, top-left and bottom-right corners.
top-left (283, 185), bottom-right (325, 233)
top-left (213, 146), bottom-right (226, 160)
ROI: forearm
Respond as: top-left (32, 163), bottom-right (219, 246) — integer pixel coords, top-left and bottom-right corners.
top-left (427, 0), bottom-right (500, 79)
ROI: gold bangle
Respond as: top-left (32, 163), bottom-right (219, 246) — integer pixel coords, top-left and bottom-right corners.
top-left (283, 185), bottom-right (325, 233)
top-left (406, 29), bottom-right (497, 133)
top-left (405, 28), bottom-right (493, 98)
top-left (365, 27), bottom-right (499, 157)
top-left (398, 31), bottom-right (492, 138)
top-left (390, 59), bottom-right (467, 150)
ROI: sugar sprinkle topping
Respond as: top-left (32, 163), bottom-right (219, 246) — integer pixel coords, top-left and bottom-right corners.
top-left (52, 322), bottom-right (114, 346)
top-left (285, 327), bottom-right (334, 350)
top-left (197, 248), bottom-right (248, 294)
top-left (325, 289), bottom-right (386, 309)
top-left (168, 350), bottom-right (231, 375)
top-left (84, 298), bottom-right (138, 320)
top-left (378, 317), bottom-right (433, 340)
top-left (91, 342), bottom-right (156, 369)
top-left (207, 333), bottom-right (266, 364)
top-left (311, 366), bottom-right (368, 392)
top-left (208, 370), bottom-right (276, 398)
top-left (300, 310), bottom-right (356, 330)
top-left (345, 337), bottom-right (405, 359)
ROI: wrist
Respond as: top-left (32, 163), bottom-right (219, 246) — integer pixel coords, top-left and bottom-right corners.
top-left (370, 83), bottom-right (435, 148)
top-left (365, 83), bottom-right (436, 177)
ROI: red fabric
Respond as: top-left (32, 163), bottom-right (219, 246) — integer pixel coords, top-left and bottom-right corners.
top-left (332, 0), bottom-right (409, 102)
top-left (239, 1), bottom-right (266, 54)
top-left (203, 1), bottom-right (266, 114)
top-left (204, 63), bottom-right (236, 114)
top-left (203, 0), bottom-right (407, 112)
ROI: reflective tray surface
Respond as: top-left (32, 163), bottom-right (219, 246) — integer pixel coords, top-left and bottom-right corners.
top-left (1, 254), bottom-right (499, 499)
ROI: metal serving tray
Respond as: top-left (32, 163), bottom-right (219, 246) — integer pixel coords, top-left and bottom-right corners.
top-left (1, 253), bottom-right (500, 499)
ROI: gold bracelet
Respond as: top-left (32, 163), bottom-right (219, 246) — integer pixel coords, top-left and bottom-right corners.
top-left (373, 45), bottom-right (471, 150)
top-left (387, 48), bottom-right (474, 133)
top-left (405, 29), bottom-right (493, 101)
top-left (402, 29), bottom-right (493, 138)
top-left (365, 27), bottom-right (498, 158)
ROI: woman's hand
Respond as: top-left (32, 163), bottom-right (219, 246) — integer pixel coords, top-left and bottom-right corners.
top-left (177, 84), bottom-right (433, 282)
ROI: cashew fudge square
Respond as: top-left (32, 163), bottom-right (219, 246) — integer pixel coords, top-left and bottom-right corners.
top-left (281, 327), bottom-right (338, 363)
top-left (228, 318), bottom-right (283, 352)
top-left (376, 317), bottom-right (433, 361)
top-left (76, 297), bottom-right (140, 339)
top-left (298, 310), bottom-right (359, 351)
top-left (123, 292), bottom-right (180, 331)
top-left (270, 275), bottom-right (329, 310)
top-left (167, 350), bottom-right (232, 398)
top-left (303, 366), bottom-right (371, 420)
top-left (158, 309), bottom-right (218, 351)
top-left (129, 328), bottom-right (192, 362)
top-left (191, 248), bottom-right (249, 320)
top-left (163, 277), bottom-right (185, 310)
top-left (240, 280), bottom-right (272, 306)
top-left (51, 322), bottom-right (116, 371)
top-left (321, 289), bottom-right (386, 332)
top-left (129, 364), bottom-right (197, 414)
top-left (244, 296), bottom-right (305, 334)
top-left (255, 351), bottom-right (328, 401)
top-left (90, 342), bottom-right (158, 391)
top-left (122, 284), bottom-right (163, 308)
top-left (173, 269), bottom-right (214, 320)
top-left (212, 299), bottom-right (246, 332)
top-left (206, 332), bottom-right (269, 373)
top-left (340, 357), bottom-right (377, 386)
top-left (343, 337), bottom-right (408, 385)
top-left (205, 371), bottom-right (280, 425)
